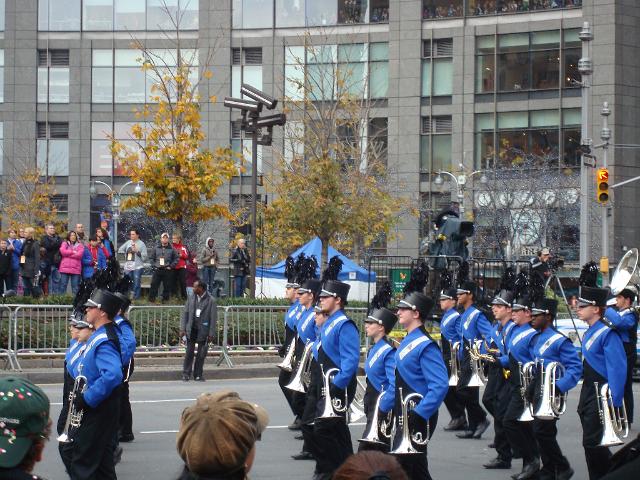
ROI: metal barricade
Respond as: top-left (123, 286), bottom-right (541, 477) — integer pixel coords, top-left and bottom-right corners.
top-left (13, 305), bottom-right (74, 366)
top-left (0, 306), bottom-right (17, 370)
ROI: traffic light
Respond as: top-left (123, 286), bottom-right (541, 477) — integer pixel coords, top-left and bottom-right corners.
top-left (596, 168), bottom-right (610, 204)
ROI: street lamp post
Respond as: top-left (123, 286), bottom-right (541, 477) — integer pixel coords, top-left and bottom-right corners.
top-left (89, 180), bottom-right (142, 252)
top-left (434, 167), bottom-right (488, 215)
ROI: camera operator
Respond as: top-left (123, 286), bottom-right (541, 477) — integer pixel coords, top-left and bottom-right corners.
top-left (530, 247), bottom-right (552, 283)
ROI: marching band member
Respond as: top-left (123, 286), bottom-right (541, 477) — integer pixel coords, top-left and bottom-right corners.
top-left (359, 306), bottom-right (397, 452)
top-left (483, 287), bottom-right (517, 470)
top-left (278, 256), bottom-right (302, 429)
top-left (438, 287), bottom-right (467, 431)
top-left (576, 286), bottom-right (627, 480)
top-left (604, 287), bottom-right (638, 425)
top-left (502, 281), bottom-right (541, 480)
top-left (455, 280), bottom-right (492, 439)
top-left (530, 298), bottom-right (582, 480)
top-left (311, 280), bottom-right (359, 480)
top-left (68, 289), bottom-right (124, 480)
top-left (114, 293), bottom-right (137, 444)
top-left (393, 291), bottom-right (448, 480)
top-left (291, 278), bottom-right (322, 461)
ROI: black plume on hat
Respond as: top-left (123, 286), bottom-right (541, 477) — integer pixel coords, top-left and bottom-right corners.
top-left (499, 266), bottom-right (516, 293)
top-left (528, 271), bottom-right (545, 304)
top-left (579, 261), bottom-right (599, 288)
top-left (296, 254), bottom-right (319, 285)
top-left (321, 255), bottom-right (343, 282)
top-left (440, 269), bottom-right (453, 290)
top-left (457, 260), bottom-right (470, 287)
top-left (403, 259), bottom-right (429, 294)
top-left (370, 281), bottom-right (392, 311)
top-left (284, 256), bottom-right (296, 283)
top-left (513, 271), bottom-right (530, 302)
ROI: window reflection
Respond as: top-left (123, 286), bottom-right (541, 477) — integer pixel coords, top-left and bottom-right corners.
top-left (423, 0), bottom-right (463, 19)
top-left (83, 0), bottom-right (114, 31)
top-left (306, 1), bottom-right (337, 26)
top-left (115, 0), bottom-right (146, 30)
top-left (277, 0), bottom-right (305, 27)
top-left (338, 0), bottom-right (366, 24)
top-left (369, 0), bottom-right (388, 22)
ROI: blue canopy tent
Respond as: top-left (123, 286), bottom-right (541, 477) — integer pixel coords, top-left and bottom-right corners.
top-left (255, 237), bottom-right (376, 300)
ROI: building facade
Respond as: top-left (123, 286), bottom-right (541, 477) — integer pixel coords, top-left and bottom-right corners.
top-left (0, 0), bottom-right (638, 266)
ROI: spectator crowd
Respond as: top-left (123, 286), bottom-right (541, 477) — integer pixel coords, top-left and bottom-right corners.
top-left (422, 0), bottom-right (582, 19)
top-left (0, 224), bottom-right (248, 300)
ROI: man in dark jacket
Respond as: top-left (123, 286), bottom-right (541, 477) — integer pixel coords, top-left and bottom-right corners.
top-left (230, 238), bottom-right (250, 297)
top-left (180, 279), bottom-right (217, 381)
top-left (41, 224), bottom-right (62, 294)
top-left (20, 227), bottom-right (41, 298)
top-left (148, 233), bottom-right (179, 302)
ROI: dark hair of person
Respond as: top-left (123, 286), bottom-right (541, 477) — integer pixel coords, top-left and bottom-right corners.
top-left (89, 235), bottom-right (98, 242)
top-left (18, 421), bottom-right (51, 473)
top-left (130, 229), bottom-right (140, 236)
top-left (66, 231), bottom-right (78, 242)
top-left (98, 227), bottom-right (110, 241)
top-left (333, 451), bottom-right (408, 480)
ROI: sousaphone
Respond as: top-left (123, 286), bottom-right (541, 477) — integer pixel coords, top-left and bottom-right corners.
top-left (610, 248), bottom-right (640, 295)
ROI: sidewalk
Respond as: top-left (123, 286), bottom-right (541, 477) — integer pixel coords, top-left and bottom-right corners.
top-left (0, 354), bottom-right (282, 384)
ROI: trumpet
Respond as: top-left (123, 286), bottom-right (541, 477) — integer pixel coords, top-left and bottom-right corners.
top-left (358, 392), bottom-right (393, 446)
top-left (285, 341), bottom-right (313, 393)
top-left (317, 366), bottom-right (348, 420)
top-left (449, 341), bottom-right (460, 386)
top-left (276, 336), bottom-right (297, 372)
top-left (518, 361), bottom-right (536, 422)
top-left (390, 388), bottom-right (428, 455)
top-left (595, 382), bottom-right (629, 447)
top-left (532, 360), bottom-right (567, 419)
top-left (57, 365), bottom-right (87, 443)
top-left (349, 378), bottom-right (366, 423)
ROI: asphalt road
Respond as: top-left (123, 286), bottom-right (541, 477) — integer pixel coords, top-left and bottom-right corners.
top-left (36, 378), bottom-right (639, 480)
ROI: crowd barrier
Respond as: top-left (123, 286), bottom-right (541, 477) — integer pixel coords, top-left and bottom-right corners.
top-left (0, 303), bottom-right (578, 372)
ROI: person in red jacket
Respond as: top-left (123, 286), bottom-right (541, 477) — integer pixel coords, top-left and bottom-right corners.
top-left (172, 234), bottom-right (189, 300)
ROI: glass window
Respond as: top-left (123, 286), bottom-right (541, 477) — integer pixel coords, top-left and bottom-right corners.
top-left (92, 51), bottom-right (114, 103)
top-left (498, 51), bottom-right (529, 91)
top-left (115, 68), bottom-right (146, 103)
top-left (115, 0), bottom-right (146, 30)
top-left (368, 117), bottom-right (387, 163)
top-left (563, 128), bottom-right (580, 167)
top-left (285, 46), bottom-right (305, 65)
top-left (369, 61), bottom-right (388, 98)
top-left (38, 140), bottom-right (69, 176)
top-left (420, 136), bottom-right (430, 171)
top-left (370, 42), bottom-right (388, 61)
top-left (277, 0), bottom-right (306, 27)
top-left (49, 68), bottom-right (70, 103)
top-left (423, 0), bottom-right (463, 19)
top-left (239, 0), bottom-right (274, 28)
top-left (562, 108), bottom-right (581, 126)
top-left (83, 0), bottom-right (114, 31)
top-left (40, 0), bottom-right (81, 31)
top-left (147, 0), bottom-right (178, 30)
top-left (338, 0), bottom-right (367, 24)
top-left (115, 50), bottom-right (140, 66)
top-left (284, 64), bottom-right (304, 101)
top-left (531, 49), bottom-right (559, 90)
top-left (0, 50), bottom-right (4, 103)
top-left (338, 44), bottom-right (367, 63)
top-left (283, 121), bottom-right (304, 164)
top-left (93, 49), bottom-right (113, 66)
top-left (339, 62), bottom-right (366, 97)
top-left (242, 65), bottom-right (263, 92)
top-left (531, 30), bottom-right (560, 48)
top-left (306, 0), bottom-right (337, 26)
top-left (307, 63), bottom-right (335, 101)
top-left (0, 123), bottom-right (3, 175)
top-left (370, 0), bottom-right (388, 23)
top-left (180, 0), bottom-right (199, 29)
top-left (432, 135), bottom-right (452, 172)
top-left (476, 54), bottom-right (495, 93)
top-left (563, 28), bottom-right (581, 48)
top-left (422, 58), bottom-right (452, 96)
top-left (498, 112), bottom-right (528, 129)
top-left (232, 0), bottom-right (242, 28)
top-left (563, 47), bottom-right (580, 88)
top-left (530, 110), bottom-right (559, 128)
top-left (530, 128), bottom-right (559, 158)
top-left (38, 51), bottom-right (70, 103)
top-left (499, 33), bottom-right (529, 52)
top-left (0, 0), bottom-right (5, 31)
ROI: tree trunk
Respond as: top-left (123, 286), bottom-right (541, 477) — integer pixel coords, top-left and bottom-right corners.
top-left (320, 236), bottom-right (329, 269)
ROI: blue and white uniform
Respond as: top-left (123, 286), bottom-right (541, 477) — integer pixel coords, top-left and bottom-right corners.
top-left (364, 337), bottom-right (396, 414)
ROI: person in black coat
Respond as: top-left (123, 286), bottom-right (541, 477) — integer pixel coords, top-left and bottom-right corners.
top-left (0, 240), bottom-right (11, 295)
top-left (230, 238), bottom-right (250, 297)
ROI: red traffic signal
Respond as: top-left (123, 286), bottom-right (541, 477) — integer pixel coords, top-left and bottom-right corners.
top-left (596, 168), bottom-right (610, 204)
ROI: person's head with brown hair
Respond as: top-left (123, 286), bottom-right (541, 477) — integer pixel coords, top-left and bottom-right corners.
top-left (333, 451), bottom-right (408, 480)
top-left (176, 391), bottom-right (268, 480)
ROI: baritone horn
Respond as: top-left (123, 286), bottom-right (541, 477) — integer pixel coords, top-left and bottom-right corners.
top-left (390, 388), bottom-right (428, 455)
top-left (57, 365), bottom-right (88, 443)
top-left (317, 366), bottom-right (348, 420)
top-left (449, 341), bottom-right (460, 386)
top-left (285, 341), bottom-right (312, 393)
top-left (595, 382), bottom-right (629, 447)
top-left (532, 360), bottom-right (567, 420)
top-left (518, 361), bottom-right (535, 422)
top-left (358, 392), bottom-right (393, 446)
top-left (466, 340), bottom-right (487, 387)
top-left (348, 378), bottom-right (366, 423)
top-left (276, 336), bottom-right (297, 372)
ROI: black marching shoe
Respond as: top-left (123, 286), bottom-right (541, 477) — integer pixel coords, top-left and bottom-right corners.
top-left (444, 416), bottom-right (468, 431)
top-left (455, 429), bottom-right (475, 439)
top-left (194, 376), bottom-right (206, 382)
top-left (113, 445), bottom-right (123, 465)
top-left (512, 458), bottom-right (540, 480)
top-left (472, 418), bottom-right (491, 439)
top-left (294, 433), bottom-right (304, 440)
top-left (182, 374), bottom-right (190, 382)
top-left (488, 442), bottom-right (496, 449)
top-left (291, 451), bottom-right (314, 460)
top-left (119, 432), bottom-right (135, 443)
top-left (483, 457), bottom-right (511, 469)
top-left (288, 416), bottom-right (302, 431)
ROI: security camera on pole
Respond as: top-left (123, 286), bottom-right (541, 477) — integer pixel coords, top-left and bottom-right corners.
top-left (224, 85), bottom-right (287, 298)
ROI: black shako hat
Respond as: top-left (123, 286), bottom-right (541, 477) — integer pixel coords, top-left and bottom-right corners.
top-left (319, 280), bottom-right (350, 303)
top-left (113, 292), bottom-right (131, 312)
top-left (531, 298), bottom-right (558, 318)
top-left (84, 289), bottom-right (123, 318)
top-left (577, 286), bottom-right (609, 307)
top-left (298, 279), bottom-right (322, 297)
top-left (456, 280), bottom-right (477, 297)
top-left (397, 292), bottom-right (434, 320)
top-left (491, 289), bottom-right (514, 307)
top-left (365, 307), bottom-right (398, 334)
top-left (439, 287), bottom-right (458, 301)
